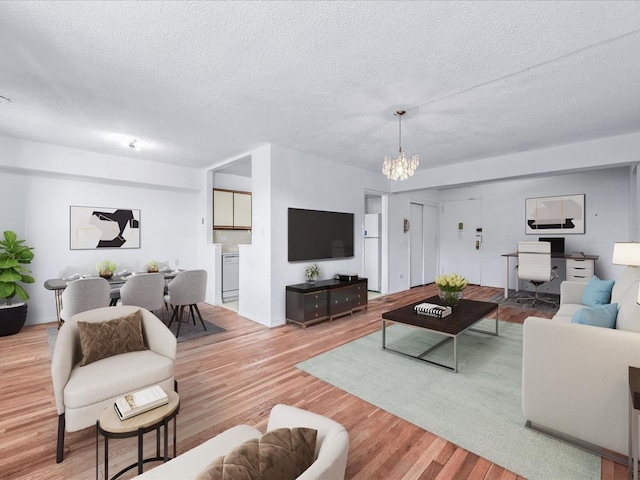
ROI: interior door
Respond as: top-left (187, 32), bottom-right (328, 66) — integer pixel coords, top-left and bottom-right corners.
top-left (423, 204), bottom-right (438, 284)
top-left (439, 198), bottom-right (482, 285)
top-left (410, 203), bottom-right (424, 287)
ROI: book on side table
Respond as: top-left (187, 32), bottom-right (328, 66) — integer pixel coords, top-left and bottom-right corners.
top-left (114, 385), bottom-right (169, 421)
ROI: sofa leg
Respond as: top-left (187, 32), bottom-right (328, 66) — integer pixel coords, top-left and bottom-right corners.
top-left (56, 413), bottom-right (65, 463)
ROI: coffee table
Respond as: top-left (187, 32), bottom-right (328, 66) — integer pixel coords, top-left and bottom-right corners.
top-left (96, 389), bottom-right (179, 480)
top-left (381, 295), bottom-right (499, 373)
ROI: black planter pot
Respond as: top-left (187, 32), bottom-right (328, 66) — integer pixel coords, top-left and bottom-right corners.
top-left (0, 303), bottom-right (28, 336)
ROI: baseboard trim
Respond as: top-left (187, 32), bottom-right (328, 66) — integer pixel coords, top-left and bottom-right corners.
top-left (525, 420), bottom-right (627, 466)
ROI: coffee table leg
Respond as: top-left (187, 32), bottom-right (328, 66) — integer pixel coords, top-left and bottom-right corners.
top-left (104, 434), bottom-right (109, 480)
top-left (382, 320), bottom-right (386, 349)
top-left (164, 418), bottom-right (169, 461)
top-left (453, 336), bottom-right (458, 373)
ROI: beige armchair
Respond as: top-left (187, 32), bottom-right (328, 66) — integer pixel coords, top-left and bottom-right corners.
top-left (51, 305), bottom-right (177, 463)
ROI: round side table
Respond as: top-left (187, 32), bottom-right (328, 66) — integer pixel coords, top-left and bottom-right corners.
top-left (96, 389), bottom-right (179, 480)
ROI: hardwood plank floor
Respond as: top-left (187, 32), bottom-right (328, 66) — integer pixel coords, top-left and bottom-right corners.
top-left (0, 284), bottom-right (626, 479)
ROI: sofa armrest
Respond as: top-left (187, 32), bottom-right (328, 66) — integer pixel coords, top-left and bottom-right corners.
top-left (268, 404), bottom-right (349, 480)
top-left (141, 308), bottom-right (177, 361)
top-left (559, 281), bottom-right (587, 305)
top-left (522, 316), bottom-right (640, 455)
top-left (50, 322), bottom-right (80, 415)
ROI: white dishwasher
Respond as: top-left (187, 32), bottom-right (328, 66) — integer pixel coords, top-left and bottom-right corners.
top-left (222, 253), bottom-right (239, 302)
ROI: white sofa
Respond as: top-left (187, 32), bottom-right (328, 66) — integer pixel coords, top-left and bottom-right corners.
top-left (133, 404), bottom-right (350, 480)
top-left (522, 266), bottom-right (640, 458)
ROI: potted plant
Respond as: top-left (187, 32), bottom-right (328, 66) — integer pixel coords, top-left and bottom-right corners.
top-left (147, 260), bottom-right (159, 273)
top-left (0, 230), bottom-right (35, 336)
top-left (435, 273), bottom-right (468, 306)
top-left (96, 260), bottom-right (116, 279)
top-left (305, 263), bottom-right (320, 284)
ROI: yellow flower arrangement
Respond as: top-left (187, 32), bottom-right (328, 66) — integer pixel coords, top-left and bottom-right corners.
top-left (435, 273), bottom-right (468, 292)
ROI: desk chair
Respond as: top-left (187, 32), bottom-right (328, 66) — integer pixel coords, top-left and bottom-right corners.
top-left (516, 241), bottom-right (559, 307)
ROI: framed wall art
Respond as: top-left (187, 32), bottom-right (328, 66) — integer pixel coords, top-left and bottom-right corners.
top-left (525, 194), bottom-right (585, 235)
top-left (70, 206), bottom-right (141, 250)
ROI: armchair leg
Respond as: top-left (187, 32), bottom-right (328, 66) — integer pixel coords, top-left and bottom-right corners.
top-left (56, 413), bottom-right (65, 463)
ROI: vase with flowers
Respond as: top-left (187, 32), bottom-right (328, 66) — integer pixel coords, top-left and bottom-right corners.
top-left (96, 260), bottom-right (116, 279)
top-left (304, 263), bottom-right (320, 284)
top-left (435, 273), bottom-right (468, 306)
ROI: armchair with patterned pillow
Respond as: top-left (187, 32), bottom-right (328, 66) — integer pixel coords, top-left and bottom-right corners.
top-left (51, 305), bottom-right (177, 463)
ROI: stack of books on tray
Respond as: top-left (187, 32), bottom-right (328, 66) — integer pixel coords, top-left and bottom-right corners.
top-left (114, 385), bottom-right (169, 421)
top-left (414, 302), bottom-right (452, 318)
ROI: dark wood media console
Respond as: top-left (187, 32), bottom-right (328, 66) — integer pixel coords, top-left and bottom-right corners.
top-left (285, 278), bottom-right (368, 327)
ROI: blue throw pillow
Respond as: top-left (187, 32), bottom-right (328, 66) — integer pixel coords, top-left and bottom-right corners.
top-left (581, 275), bottom-right (614, 306)
top-left (571, 303), bottom-right (618, 329)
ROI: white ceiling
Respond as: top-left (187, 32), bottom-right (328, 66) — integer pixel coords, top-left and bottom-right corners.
top-left (1, 1), bottom-right (640, 177)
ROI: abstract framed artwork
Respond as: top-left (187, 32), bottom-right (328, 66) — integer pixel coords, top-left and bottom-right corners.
top-left (525, 194), bottom-right (585, 235)
top-left (70, 206), bottom-right (141, 249)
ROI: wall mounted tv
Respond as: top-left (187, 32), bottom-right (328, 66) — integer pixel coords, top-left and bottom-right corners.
top-left (288, 208), bottom-right (354, 262)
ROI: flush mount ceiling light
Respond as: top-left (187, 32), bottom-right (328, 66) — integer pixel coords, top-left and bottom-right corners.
top-left (382, 110), bottom-right (419, 181)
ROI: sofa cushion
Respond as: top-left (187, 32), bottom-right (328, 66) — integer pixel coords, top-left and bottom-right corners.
top-left (581, 276), bottom-right (615, 307)
top-left (77, 309), bottom-right (146, 366)
top-left (571, 303), bottom-right (618, 329)
top-left (196, 427), bottom-right (317, 480)
top-left (63, 349), bottom-right (174, 409)
top-left (553, 304), bottom-right (584, 323)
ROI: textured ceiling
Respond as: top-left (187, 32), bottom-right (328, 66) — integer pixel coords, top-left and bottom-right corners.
top-left (1, 1), bottom-right (640, 176)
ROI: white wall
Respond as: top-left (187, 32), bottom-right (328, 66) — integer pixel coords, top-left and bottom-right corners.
top-left (436, 167), bottom-right (633, 293)
top-left (237, 144), bottom-right (388, 327)
top-left (0, 136), bottom-right (202, 326)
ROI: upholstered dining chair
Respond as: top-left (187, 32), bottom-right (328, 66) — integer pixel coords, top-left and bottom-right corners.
top-left (118, 273), bottom-right (166, 317)
top-left (59, 277), bottom-right (111, 325)
top-left (164, 269), bottom-right (208, 337)
top-left (516, 241), bottom-right (559, 306)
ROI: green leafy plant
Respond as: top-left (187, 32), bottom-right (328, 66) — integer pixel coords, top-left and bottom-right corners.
top-left (96, 260), bottom-right (116, 274)
top-left (305, 263), bottom-right (320, 281)
top-left (0, 231), bottom-right (35, 304)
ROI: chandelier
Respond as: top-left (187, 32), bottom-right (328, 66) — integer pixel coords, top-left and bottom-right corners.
top-left (382, 110), bottom-right (419, 181)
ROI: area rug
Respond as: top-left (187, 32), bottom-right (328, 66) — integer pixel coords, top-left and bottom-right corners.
top-left (487, 289), bottom-right (560, 313)
top-left (296, 319), bottom-right (599, 480)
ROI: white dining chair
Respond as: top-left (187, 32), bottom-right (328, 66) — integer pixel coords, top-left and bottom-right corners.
top-left (164, 270), bottom-right (208, 337)
top-left (118, 273), bottom-right (166, 318)
top-left (59, 277), bottom-right (111, 325)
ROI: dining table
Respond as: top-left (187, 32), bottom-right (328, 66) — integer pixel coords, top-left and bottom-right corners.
top-left (44, 270), bottom-right (182, 327)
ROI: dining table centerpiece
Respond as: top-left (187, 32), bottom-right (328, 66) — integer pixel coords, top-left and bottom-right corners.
top-left (96, 260), bottom-right (116, 279)
top-left (435, 273), bottom-right (468, 306)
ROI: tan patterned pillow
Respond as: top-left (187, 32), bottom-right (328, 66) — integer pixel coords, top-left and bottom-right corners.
top-left (77, 309), bottom-right (147, 366)
top-left (196, 427), bottom-right (317, 480)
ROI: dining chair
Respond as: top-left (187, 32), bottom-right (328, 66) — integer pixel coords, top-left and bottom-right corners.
top-left (118, 273), bottom-right (166, 317)
top-left (164, 269), bottom-right (208, 337)
top-left (516, 241), bottom-right (559, 306)
top-left (59, 277), bottom-right (111, 325)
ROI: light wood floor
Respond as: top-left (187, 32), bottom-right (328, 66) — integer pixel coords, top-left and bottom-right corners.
top-left (0, 284), bottom-right (628, 480)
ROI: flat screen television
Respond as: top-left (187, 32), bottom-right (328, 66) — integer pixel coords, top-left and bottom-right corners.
top-left (288, 208), bottom-right (354, 261)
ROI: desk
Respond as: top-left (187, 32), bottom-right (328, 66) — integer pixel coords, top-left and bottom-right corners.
top-left (44, 271), bottom-right (181, 327)
top-left (501, 252), bottom-right (599, 299)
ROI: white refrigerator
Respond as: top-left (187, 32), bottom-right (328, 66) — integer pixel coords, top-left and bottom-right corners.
top-left (364, 214), bottom-right (381, 291)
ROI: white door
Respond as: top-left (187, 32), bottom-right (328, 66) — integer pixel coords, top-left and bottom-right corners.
top-left (439, 198), bottom-right (482, 285)
top-left (410, 203), bottom-right (424, 287)
top-left (423, 205), bottom-right (438, 284)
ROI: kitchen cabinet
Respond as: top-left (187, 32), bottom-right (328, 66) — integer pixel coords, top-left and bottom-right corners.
top-left (213, 189), bottom-right (252, 229)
